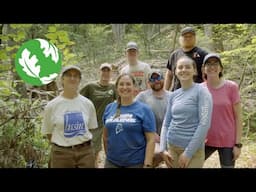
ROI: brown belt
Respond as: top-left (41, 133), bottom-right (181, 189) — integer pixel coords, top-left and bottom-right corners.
top-left (53, 140), bottom-right (91, 149)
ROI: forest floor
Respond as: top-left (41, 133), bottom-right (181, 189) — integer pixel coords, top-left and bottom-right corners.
top-left (97, 137), bottom-right (256, 168)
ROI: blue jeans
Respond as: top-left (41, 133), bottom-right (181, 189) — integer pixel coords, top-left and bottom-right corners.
top-left (205, 145), bottom-right (235, 168)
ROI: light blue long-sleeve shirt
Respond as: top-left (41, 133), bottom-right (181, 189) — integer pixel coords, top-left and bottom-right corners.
top-left (160, 83), bottom-right (213, 158)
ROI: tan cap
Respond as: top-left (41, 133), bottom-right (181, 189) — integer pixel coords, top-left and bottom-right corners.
top-left (61, 65), bottom-right (81, 77)
top-left (100, 63), bottom-right (112, 70)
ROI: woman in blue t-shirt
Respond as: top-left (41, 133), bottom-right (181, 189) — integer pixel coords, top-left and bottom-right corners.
top-left (103, 73), bottom-right (156, 168)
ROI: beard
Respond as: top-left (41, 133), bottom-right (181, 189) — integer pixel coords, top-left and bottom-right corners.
top-left (151, 83), bottom-right (164, 91)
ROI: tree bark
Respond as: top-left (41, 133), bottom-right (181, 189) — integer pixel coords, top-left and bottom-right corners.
top-left (203, 24), bottom-right (215, 51)
top-left (111, 24), bottom-right (126, 44)
top-left (5, 24), bottom-right (27, 97)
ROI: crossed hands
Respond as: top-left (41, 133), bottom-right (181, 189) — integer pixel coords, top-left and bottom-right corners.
top-left (160, 151), bottom-right (191, 168)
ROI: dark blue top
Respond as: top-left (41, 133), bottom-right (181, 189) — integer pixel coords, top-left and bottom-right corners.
top-left (103, 101), bottom-right (156, 167)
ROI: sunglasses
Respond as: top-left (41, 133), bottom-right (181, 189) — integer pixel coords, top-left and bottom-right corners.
top-left (149, 76), bottom-right (163, 83)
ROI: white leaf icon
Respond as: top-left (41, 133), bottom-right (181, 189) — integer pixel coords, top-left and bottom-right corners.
top-left (36, 39), bottom-right (59, 63)
top-left (40, 73), bottom-right (58, 84)
top-left (19, 48), bottom-right (40, 78)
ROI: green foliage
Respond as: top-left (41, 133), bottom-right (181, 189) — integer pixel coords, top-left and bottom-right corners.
top-left (45, 25), bottom-right (76, 66)
top-left (0, 81), bottom-right (50, 167)
top-left (221, 38), bottom-right (256, 134)
top-left (1, 23), bottom-right (256, 167)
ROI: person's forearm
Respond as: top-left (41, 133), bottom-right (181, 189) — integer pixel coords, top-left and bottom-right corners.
top-left (103, 128), bottom-right (108, 154)
top-left (164, 70), bottom-right (172, 90)
top-left (234, 103), bottom-right (243, 143)
top-left (144, 132), bottom-right (155, 166)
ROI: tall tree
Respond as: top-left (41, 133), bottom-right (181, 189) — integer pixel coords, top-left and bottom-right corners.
top-left (112, 24), bottom-right (126, 45)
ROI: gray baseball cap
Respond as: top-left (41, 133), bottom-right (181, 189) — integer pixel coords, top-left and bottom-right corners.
top-left (126, 41), bottom-right (138, 51)
top-left (181, 27), bottom-right (196, 36)
top-left (203, 53), bottom-right (222, 66)
top-left (149, 69), bottom-right (164, 80)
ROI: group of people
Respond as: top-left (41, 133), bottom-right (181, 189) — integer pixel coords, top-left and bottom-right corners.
top-left (41, 26), bottom-right (243, 168)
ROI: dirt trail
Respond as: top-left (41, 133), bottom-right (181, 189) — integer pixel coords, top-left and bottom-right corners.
top-left (97, 144), bottom-right (256, 168)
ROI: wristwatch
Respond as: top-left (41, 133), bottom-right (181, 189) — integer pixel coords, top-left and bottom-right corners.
top-left (234, 143), bottom-right (243, 148)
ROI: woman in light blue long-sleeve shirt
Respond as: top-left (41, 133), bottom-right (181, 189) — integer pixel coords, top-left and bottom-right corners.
top-left (160, 56), bottom-right (213, 168)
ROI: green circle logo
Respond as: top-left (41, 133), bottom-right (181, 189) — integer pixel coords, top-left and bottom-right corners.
top-left (15, 39), bottom-right (62, 86)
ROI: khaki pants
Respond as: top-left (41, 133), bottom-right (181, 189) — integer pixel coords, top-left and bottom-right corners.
top-left (90, 127), bottom-right (103, 155)
top-left (50, 142), bottom-right (95, 168)
top-left (168, 144), bottom-right (205, 168)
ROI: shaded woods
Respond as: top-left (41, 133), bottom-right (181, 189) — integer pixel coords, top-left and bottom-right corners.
top-left (0, 24), bottom-right (255, 167)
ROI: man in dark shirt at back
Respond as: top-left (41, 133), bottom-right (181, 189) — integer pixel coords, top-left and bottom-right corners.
top-left (164, 26), bottom-right (208, 91)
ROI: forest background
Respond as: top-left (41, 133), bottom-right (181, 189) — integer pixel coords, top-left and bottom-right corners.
top-left (0, 24), bottom-right (255, 168)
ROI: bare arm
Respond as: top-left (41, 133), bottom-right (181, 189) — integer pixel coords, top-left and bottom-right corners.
top-left (233, 102), bottom-right (243, 160)
top-left (234, 102), bottom-right (243, 144)
top-left (103, 127), bottom-right (108, 154)
top-left (164, 69), bottom-right (173, 91)
top-left (143, 132), bottom-right (155, 167)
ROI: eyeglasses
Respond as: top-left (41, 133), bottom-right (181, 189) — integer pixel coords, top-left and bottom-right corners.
top-left (149, 76), bottom-right (163, 83)
top-left (205, 61), bottom-right (220, 67)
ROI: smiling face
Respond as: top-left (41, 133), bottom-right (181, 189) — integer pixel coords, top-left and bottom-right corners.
top-left (116, 74), bottom-right (136, 99)
top-left (149, 73), bottom-right (164, 91)
top-left (203, 57), bottom-right (223, 79)
top-left (175, 57), bottom-right (197, 83)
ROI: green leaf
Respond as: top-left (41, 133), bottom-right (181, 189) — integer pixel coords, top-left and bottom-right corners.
top-left (45, 33), bottom-right (58, 40)
top-left (0, 34), bottom-right (9, 41)
top-left (0, 50), bottom-right (8, 60)
top-left (48, 26), bottom-right (57, 33)
top-left (67, 41), bottom-right (75, 46)
top-left (57, 44), bottom-right (66, 49)
top-left (17, 31), bottom-right (26, 41)
top-left (0, 87), bottom-right (11, 96)
top-left (58, 35), bottom-right (69, 43)
top-left (251, 36), bottom-right (256, 44)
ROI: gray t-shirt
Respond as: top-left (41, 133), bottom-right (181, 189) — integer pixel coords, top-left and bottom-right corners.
top-left (135, 89), bottom-right (171, 135)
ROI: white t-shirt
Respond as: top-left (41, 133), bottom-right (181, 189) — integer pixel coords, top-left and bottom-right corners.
top-left (41, 94), bottom-right (98, 146)
top-left (120, 61), bottom-right (151, 93)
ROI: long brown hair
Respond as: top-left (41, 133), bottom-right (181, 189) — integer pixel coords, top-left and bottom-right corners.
top-left (113, 73), bottom-right (136, 119)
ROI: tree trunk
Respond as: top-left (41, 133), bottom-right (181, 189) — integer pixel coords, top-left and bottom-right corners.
top-left (203, 24), bottom-right (215, 51)
top-left (172, 24), bottom-right (180, 52)
top-left (143, 24), bottom-right (155, 56)
top-left (5, 24), bottom-right (27, 97)
top-left (212, 25), bottom-right (224, 52)
top-left (111, 24), bottom-right (126, 44)
top-left (0, 24), bottom-right (2, 45)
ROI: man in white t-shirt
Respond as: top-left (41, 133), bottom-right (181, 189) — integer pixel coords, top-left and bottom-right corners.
top-left (120, 41), bottom-right (151, 96)
top-left (41, 65), bottom-right (98, 168)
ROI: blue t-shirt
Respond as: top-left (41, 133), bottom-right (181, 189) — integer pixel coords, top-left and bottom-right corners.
top-left (103, 100), bottom-right (156, 167)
